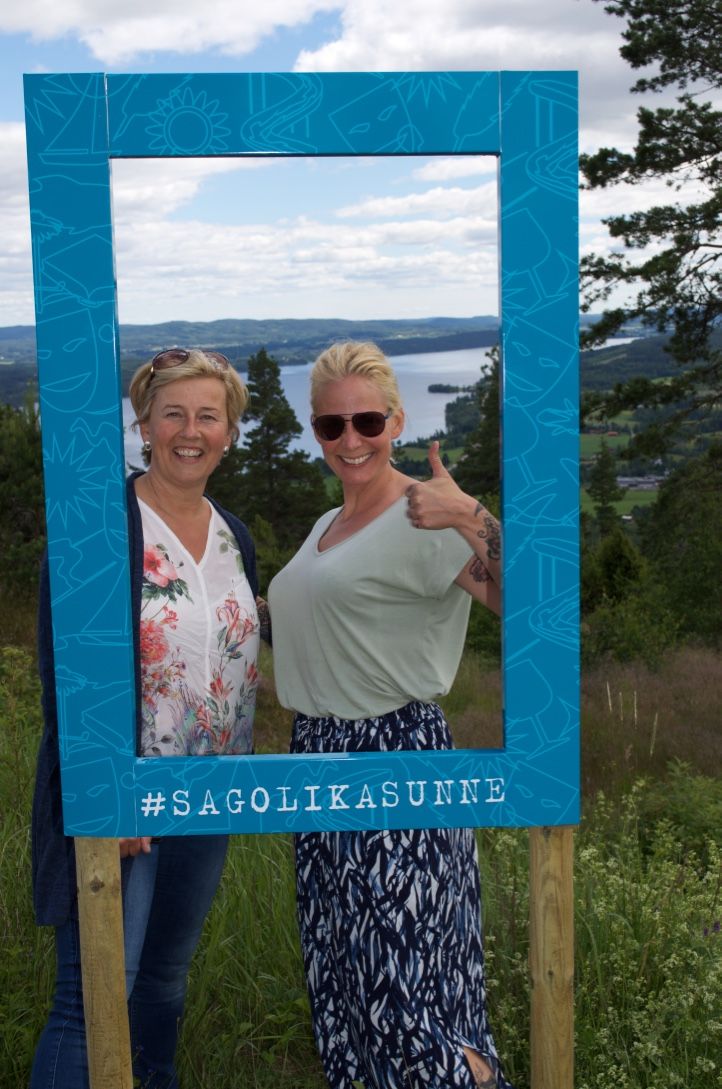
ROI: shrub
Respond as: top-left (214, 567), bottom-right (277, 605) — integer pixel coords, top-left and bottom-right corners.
top-left (634, 760), bottom-right (722, 866)
top-left (465, 601), bottom-right (501, 662)
top-left (582, 583), bottom-right (679, 669)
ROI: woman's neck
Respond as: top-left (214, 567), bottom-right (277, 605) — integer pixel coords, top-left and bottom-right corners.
top-left (136, 471), bottom-right (207, 522)
top-left (339, 466), bottom-right (409, 521)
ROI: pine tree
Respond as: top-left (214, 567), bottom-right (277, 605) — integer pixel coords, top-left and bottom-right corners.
top-left (452, 348), bottom-right (500, 501)
top-left (638, 441), bottom-right (722, 643)
top-left (587, 439), bottom-right (626, 537)
top-left (580, 0), bottom-right (721, 451)
top-left (207, 349), bottom-right (328, 551)
top-left (0, 398), bottom-right (45, 594)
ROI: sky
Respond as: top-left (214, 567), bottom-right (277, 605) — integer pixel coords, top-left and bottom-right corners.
top-left (0, 0), bottom-right (676, 327)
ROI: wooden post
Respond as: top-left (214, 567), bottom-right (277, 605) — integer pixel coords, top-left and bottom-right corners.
top-left (529, 826), bottom-right (574, 1089)
top-left (75, 837), bottom-right (133, 1089)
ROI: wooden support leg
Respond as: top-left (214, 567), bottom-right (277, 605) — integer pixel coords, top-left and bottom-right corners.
top-left (75, 837), bottom-right (133, 1089)
top-left (529, 826), bottom-right (574, 1089)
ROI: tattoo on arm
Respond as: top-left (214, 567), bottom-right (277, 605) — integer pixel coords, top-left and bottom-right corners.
top-left (469, 557), bottom-right (491, 582)
top-left (473, 506), bottom-right (501, 562)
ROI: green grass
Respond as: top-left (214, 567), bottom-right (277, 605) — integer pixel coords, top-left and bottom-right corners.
top-left (396, 442), bottom-right (465, 464)
top-left (395, 442), bottom-right (430, 461)
top-left (2, 640), bottom-right (721, 1089)
top-left (580, 487), bottom-right (660, 515)
top-left (580, 431), bottom-right (632, 457)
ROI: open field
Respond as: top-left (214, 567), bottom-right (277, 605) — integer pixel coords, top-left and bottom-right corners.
top-left (580, 431), bottom-right (632, 457)
top-left (580, 486), bottom-right (659, 515)
top-left (2, 640), bottom-right (720, 1089)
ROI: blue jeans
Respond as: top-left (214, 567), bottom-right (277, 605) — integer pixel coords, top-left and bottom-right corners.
top-left (30, 835), bottom-right (228, 1089)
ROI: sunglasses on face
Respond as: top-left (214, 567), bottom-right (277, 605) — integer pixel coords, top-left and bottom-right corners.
top-left (149, 348), bottom-right (231, 379)
top-left (311, 411), bottom-right (392, 442)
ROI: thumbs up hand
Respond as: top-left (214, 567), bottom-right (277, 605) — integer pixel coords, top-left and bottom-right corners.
top-left (426, 439), bottom-right (451, 480)
top-left (405, 441), bottom-right (474, 530)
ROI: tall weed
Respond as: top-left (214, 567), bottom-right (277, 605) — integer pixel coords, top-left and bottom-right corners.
top-left (573, 790), bottom-right (721, 1089)
top-left (581, 647), bottom-right (722, 795)
top-left (0, 648), bottom-right (54, 1088)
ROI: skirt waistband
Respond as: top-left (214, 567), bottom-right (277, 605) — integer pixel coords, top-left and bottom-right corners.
top-left (293, 700), bottom-right (437, 731)
top-left (290, 700), bottom-right (452, 756)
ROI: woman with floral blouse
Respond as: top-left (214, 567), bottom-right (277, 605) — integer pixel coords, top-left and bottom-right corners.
top-left (31, 349), bottom-right (261, 1089)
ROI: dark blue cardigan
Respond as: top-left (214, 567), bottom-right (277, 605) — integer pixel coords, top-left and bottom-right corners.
top-left (32, 472), bottom-right (258, 926)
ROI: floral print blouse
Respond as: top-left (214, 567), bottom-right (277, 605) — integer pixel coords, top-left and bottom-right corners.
top-left (139, 500), bottom-right (259, 756)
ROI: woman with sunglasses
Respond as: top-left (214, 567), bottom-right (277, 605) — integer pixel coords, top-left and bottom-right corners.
top-left (268, 341), bottom-right (512, 1089)
top-left (31, 349), bottom-right (262, 1089)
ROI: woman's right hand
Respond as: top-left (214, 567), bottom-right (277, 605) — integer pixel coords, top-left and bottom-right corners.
top-left (256, 595), bottom-right (272, 646)
top-left (119, 837), bottom-right (153, 858)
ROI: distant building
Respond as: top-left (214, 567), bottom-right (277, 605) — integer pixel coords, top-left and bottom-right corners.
top-left (616, 475), bottom-right (666, 490)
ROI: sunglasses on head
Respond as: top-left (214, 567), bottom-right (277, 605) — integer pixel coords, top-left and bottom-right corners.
top-left (149, 348), bottom-right (231, 379)
top-left (311, 411), bottom-right (391, 442)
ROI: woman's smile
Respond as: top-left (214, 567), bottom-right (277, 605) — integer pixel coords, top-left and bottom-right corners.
top-left (339, 452), bottom-right (374, 466)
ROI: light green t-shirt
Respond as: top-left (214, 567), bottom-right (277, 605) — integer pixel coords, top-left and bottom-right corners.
top-left (268, 497), bottom-right (473, 719)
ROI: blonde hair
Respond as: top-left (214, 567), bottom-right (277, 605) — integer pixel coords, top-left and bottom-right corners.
top-left (310, 341), bottom-right (403, 415)
top-left (129, 349), bottom-right (248, 463)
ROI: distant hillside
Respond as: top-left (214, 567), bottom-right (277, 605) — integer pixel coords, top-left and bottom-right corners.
top-left (1, 316), bottom-right (706, 407)
top-left (581, 335), bottom-right (684, 390)
top-left (0, 317), bottom-right (499, 404)
top-left (116, 315), bottom-right (500, 353)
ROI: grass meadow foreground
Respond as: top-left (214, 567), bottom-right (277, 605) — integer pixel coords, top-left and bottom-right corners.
top-left (1, 640), bottom-right (720, 1089)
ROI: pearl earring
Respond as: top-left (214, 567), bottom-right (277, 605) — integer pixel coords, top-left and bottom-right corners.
top-left (142, 440), bottom-right (151, 453)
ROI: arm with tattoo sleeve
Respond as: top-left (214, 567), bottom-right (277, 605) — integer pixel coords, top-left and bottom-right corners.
top-left (405, 441), bottom-right (501, 611)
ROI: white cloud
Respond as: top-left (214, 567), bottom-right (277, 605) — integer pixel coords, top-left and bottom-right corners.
top-left (111, 158), bottom-right (273, 221)
top-left (0, 124), bottom-right (29, 209)
top-left (0, 124), bottom-right (35, 324)
top-left (297, 0), bottom-right (620, 73)
top-left (111, 198), bottom-right (499, 323)
top-left (1, 0), bottom-right (340, 63)
top-left (580, 175), bottom-right (709, 221)
top-left (412, 158), bottom-right (497, 183)
top-left (337, 181), bottom-right (497, 221)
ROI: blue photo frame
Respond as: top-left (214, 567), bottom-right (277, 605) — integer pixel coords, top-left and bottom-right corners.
top-left (24, 71), bottom-right (579, 836)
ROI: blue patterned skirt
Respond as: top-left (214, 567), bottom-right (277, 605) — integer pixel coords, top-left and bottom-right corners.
top-left (291, 700), bottom-right (514, 1089)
